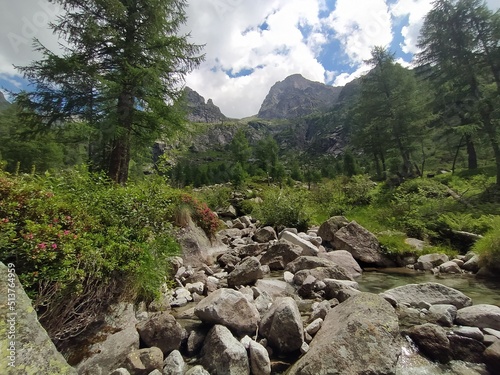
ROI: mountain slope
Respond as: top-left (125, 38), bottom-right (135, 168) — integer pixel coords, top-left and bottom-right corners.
top-left (183, 87), bottom-right (227, 123)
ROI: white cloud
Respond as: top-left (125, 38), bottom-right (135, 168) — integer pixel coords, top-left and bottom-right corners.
top-left (333, 64), bottom-right (371, 87)
top-left (391, 0), bottom-right (433, 55)
top-left (324, 0), bottom-right (393, 64)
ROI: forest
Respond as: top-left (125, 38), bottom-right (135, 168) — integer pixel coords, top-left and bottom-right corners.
top-left (1, 0), bottom-right (500, 347)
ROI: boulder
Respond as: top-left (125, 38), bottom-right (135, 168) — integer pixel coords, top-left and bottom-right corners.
top-left (280, 231), bottom-right (319, 256)
top-left (249, 340), bottom-right (271, 375)
top-left (380, 282), bottom-right (472, 309)
top-left (318, 250), bottom-right (362, 278)
top-left (136, 312), bottom-right (183, 355)
top-left (227, 256), bottom-right (263, 287)
top-left (178, 222), bottom-right (221, 267)
top-left (187, 327), bottom-right (207, 356)
top-left (414, 253), bottom-right (449, 271)
top-left (285, 256), bottom-right (341, 273)
top-left (483, 340), bottom-right (500, 373)
top-left (254, 279), bottom-right (294, 300)
top-left (260, 297), bottom-right (304, 353)
top-left (237, 243), bottom-right (267, 258)
top-left (194, 288), bottom-right (260, 334)
top-left (288, 293), bottom-right (400, 375)
top-left (462, 254), bottom-right (481, 272)
top-left (259, 240), bottom-right (302, 270)
top-left (217, 252), bottom-right (241, 269)
top-left (0, 262), bottom-right (77, 375)
top-left (333, 221), bottom-right (393, 266)
top-left (323, 279), bottom-right (360, 300)
top-left (125, 347), bottom-right (163, 375)
top-left (185, 365), bottom-right (210, 375)
top-left (448, 334), bottom-right (485, 363)
top-left (317, 216), bottom-right (350, 243)
top-left (200, 325), bottom-right (250, 375)
top-left (408, 323), bottom-right (451, 363)
top-left (456, 304), bottom-right (500, 330)
top-left (439, 261), bottom-right (462, 274)
top-left (293, 266), bottom-right (353, 285)
top-left (109, 369), bottom-right (130, 375)
top-left (163, 350), bottom-right (186, 375)
top-left (253, 226), bottom-right (277, 243)
top-left (428, 304), bottom-right (457, 327)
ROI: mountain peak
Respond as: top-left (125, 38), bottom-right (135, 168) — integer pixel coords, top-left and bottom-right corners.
top-left (257, 74), bottom-right (342, 119)
top-left (183, 87), bottom-right (227, 123)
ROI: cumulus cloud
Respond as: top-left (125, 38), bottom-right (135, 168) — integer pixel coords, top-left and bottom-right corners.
top-left (324, 0), bottom-right (393, 64)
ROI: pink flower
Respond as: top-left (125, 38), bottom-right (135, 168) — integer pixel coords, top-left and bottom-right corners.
top-left (51, 243), bottom-right (57, 249)
top-left (38, 243), bottom-right (47, 249)
top-left (64, 230), bottom-right (70, 235)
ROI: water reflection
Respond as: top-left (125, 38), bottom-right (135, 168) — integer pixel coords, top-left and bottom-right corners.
top-left (357, 268), bottom-right (500, 306)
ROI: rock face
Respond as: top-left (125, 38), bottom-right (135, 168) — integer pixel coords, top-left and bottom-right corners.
top-left (380, 282), bottom-right (473, 309)
top-left (333, 221), bottom-right (393, 266)
top-left (194, 288), bottom-right (260, 334)
top-left (0, 262), bottom-right (77, 374)
top-left (408, 323), bottom-right (451, 363)
top-left (184, 87), bottom-right (227, 123)
top-left (259, 297), bottom-right (304, 353)
top-left (259, 240), bottom-right (302, 270)
top-left (318, 250), bottom-right (362, 278)
top-left (288, 293), bottom-right (400, 375)
top-left (257, 74), bottom-right (342, 119)
top-left (136, 312), bottom-right (183, 355)
top-left (200, 325), bottom-right (250, 375)
top-left (456, 304), bottom-right (500, 330)
top-left (317, 216), bottom-right (350, 244)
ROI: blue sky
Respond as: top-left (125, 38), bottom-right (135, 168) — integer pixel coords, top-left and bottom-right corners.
top-left (1, 0), bottom-right (499, 118)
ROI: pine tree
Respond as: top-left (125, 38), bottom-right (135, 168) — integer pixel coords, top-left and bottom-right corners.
top-left (15, 0), bottom-right (204, 184)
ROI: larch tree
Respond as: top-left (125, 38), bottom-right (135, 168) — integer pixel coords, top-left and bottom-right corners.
top-left (15, 0), bottom-right (204, 184)
top-left (418, 0), bottom-right (500, 185)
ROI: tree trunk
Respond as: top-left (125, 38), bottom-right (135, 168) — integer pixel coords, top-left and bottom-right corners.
top-left (109, 90), bottom-right (134, 184)
top-left (465, 134), bottom-right (478, 170)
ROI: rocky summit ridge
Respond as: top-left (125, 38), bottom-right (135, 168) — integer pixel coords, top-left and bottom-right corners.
top-left (183, 86), bottom-right (227, 124)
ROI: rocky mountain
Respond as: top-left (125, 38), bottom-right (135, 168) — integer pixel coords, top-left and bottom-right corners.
top-left (257, 74), bottom-right (343, 119)
top-left (0, 91), bottom-right (10, 109)
top-left (183, 87), bottom-right (227, 124)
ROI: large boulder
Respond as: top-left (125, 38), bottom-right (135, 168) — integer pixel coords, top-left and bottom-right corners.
top-left (455, 304), bottom-right (500, 330)
top-left (380, 282), bottom-right (473, 309)
top-left (259, 297), bottom-right (304, 354)
top-left (280, 231), bottom-right (319, 256)
top-left (194, 288), bottom-right (260, 334)
top-left (125, 347), bottom-right (163, 375)
top-left (287, 293), bottom-right (400, 375)
top-left (200, 325), bottom-right (250, 375)
top-left (0, 262), bottom-right (77, 375)
top-left (407, 323), bottom-right (451, 363)
top-left (227, 257), bottom-right (263, 288)
top-left (317, 216), bottom-right (350, 244)
top-left (293, 267), bottom-right (353, 285)
top-left (414, 253), bottom-right (449, 271)
top-left (285, 256), bottom-right (344, 274)
top-left (136, 312), bottom-right (183, 355)
top-left (259, 240), bottom-right (302, 270)
top-left (318, 250), bottom-right (362, 278)
top-left (253, 226), bottom-right (277, 243)
top-left (163, 350), bottom-right (186, 375)
top-left (333, 221), bottom-right (393, 266)
top-left (248, 340), bottom-right (271, 375)
top-left (483, 340), bottom-right (500, 373)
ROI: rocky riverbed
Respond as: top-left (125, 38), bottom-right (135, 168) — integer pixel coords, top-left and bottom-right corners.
top-left (2, 215), bottom-right (500, 374)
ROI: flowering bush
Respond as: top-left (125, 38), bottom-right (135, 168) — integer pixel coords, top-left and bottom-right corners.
top-left (179, 194), bottom-right (221, 238)
top-left (0, 168), bottom-right (181, 343)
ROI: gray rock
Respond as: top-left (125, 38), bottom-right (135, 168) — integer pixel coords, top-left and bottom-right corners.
top-left (428, 304), bottom-right (457, 327)
top-left (414, 253), bottom-right (449, 271)
top-left (217, 252), bottom-right (241, 269)
top-left (238, 243), bottom-right (267, 258)
top-left (462, 254), bottom-right (481, 272)
top-left (184, 365), bottom-right (210, 375)
top-left (285, 255), bottom-right (340, 273)
top-left (308, 300), bottom-right (333, 322)
top-left (227, 256), bottom-right (263, 287)
top-left (148, 370), bottom-right (162, 375)
top-left (293, 266), bottom-right (353, 286)
top-left (77, 326), bottom-right (140, 375)
top-left (125, 347), bottom-right (163, 375)
top-left (194, 288), bottom-right (260, 334)
top-left (408, 323), bottom-right (451, 363)
top-left (288, 293), bottom-right (400, 375)
top-left (305, 318), bottom-right (323, 336)
top-left (260, 297), bottom-right (304, 353)
top-left (109, 369), bottom-right (131, 375)
top-left (456, 304), bottom-right (500, 330)
top-left (405, 237), bottom-right (425, 251)
top-left (448, 334), bottom-right (485, 363)
top-left (249, 340), bottom-right (271, 375)
top-left (318, 250), bottom-right (362, 278)
top-left (380, 282), bottom-right (473, 309)
top-left (439, 261), bottom-right (462, 273)
top-left (253, 226), bottom-right (277, 243)
top-left (484, 340), bottom-right (500, 373)
top-left (259, 240), bottom-right (302, 270)
top-left (280, 231), bottom-right (319, 256)
top-left (163, 350), bottom-right (186, 375)
top-left (0, 262), bottom-right (77, 374)
top-left (317, 216), bottom-right (350, 243)
top-left (333, 221), bottom-right (394, 266)
top-left (452, 326), bottom-right (484, 341)
top-left (187, 328), bottom-right (207, 356)
top-left (200, 325), bottom-right (250, 375)
top-left (136, 312), bottom-right (183, 354)
top-left (483, 327), bottom-right (500, 339)
top-left (254, 279), bottom-right (294, 300)
top-left (323, 279), bottom-right (360, 300)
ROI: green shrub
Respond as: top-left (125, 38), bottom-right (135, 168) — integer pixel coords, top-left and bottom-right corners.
top-left (378, 233), bottom-right (416, 256)
top-left (472, 217), bottom-right (500, 272)
top-left (194, 185), bottom-right (232, 211)
top-left (253, 187), bottom-right (310, 231)
top-left (0, 168), bottom-right (181, 342)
